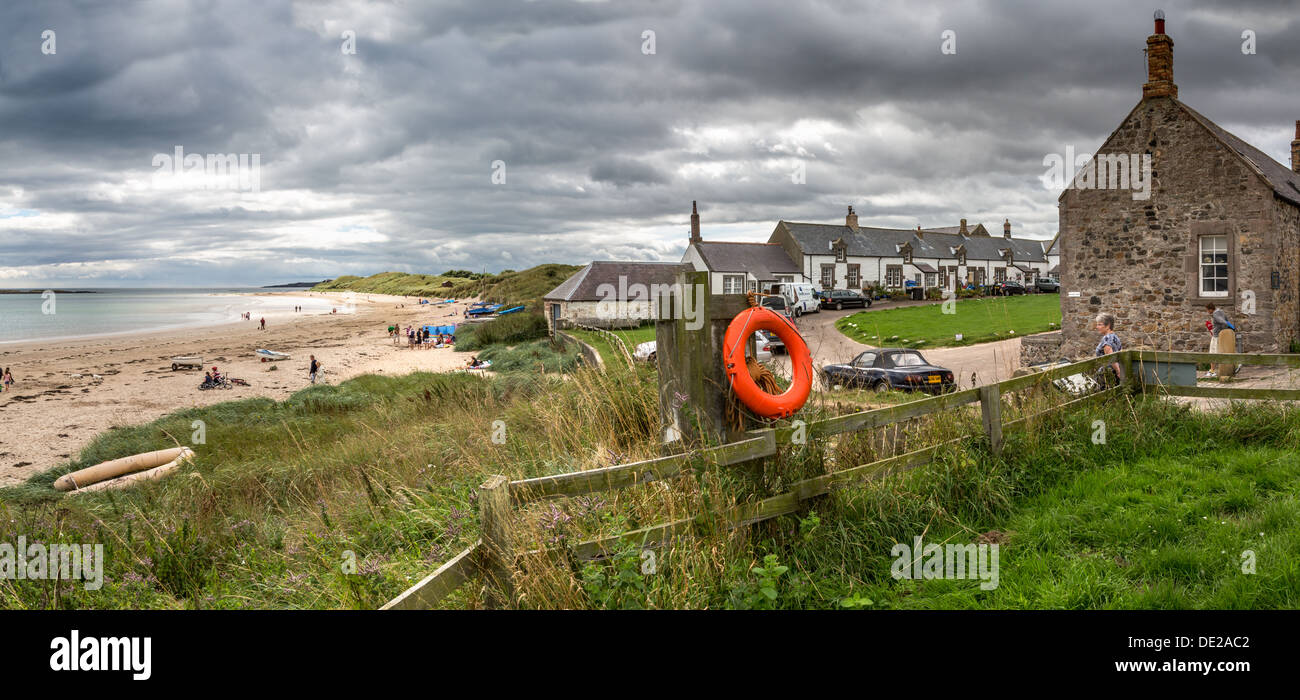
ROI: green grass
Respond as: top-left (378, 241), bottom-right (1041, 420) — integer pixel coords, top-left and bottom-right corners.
top-left (836, 294), bottom-right (1062, 348)
top-left (566, 326), bottom-right (656, 366)
top-left (456, 313), bottom-right (549, 351)
top-left (314, 264), bottom-right (582, 312)
top-left (854, 444), bottom-right (1300, 609)
top-left (5, 327), bottom-right (1299, 610)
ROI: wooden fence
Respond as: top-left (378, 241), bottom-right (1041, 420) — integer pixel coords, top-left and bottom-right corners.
top-left (571, 324), bottom-right (636, 368)
top-left (381, 348), bottom-right (1300, 610)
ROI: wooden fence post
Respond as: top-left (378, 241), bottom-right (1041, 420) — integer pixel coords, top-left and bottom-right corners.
top-left (478, 474), bottom-right (515, 609)
top-left (979, 384), bottom-right (1003, 455)
top-left (655, 267), bottom-right (752, 446)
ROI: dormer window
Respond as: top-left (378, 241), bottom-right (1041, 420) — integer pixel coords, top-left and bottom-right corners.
top-left (833, 239), bottom-right (847, 263)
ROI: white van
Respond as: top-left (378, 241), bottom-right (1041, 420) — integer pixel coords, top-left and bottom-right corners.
top-left (775, 283), bottom-right (819, 317)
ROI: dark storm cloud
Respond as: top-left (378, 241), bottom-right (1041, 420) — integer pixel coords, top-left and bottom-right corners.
top-left (1, 0), bottom-right (1297, 286)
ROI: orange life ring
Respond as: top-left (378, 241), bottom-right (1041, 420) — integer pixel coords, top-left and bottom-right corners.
top-left (723, 307), bottom-right (813, 419)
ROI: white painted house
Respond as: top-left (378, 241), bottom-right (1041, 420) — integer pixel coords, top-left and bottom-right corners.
top-left (680, 201), bottom-right (801, 294)
top-left (767, 207), bottom-right (1053, 291)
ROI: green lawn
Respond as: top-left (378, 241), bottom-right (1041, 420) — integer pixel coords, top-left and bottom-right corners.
top-left (835, 294), bottom-right (1062, 348)
top-left (566, 326), bottom-right (656, 366)
top-left (865, 443), bottom-right (1300, 609)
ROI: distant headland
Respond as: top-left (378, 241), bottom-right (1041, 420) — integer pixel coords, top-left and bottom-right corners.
top-left (261, 281), bottom-right (331, 288)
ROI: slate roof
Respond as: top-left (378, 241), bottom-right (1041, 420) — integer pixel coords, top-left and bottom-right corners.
top-left (776, 221), bottom-right (1049, 263)
top-left (1179, 103), bottom-right (1300, 208)
top-left (543, 261), bottom-right (685, 302)
top-left (690, 241), bottom-right (800, 280)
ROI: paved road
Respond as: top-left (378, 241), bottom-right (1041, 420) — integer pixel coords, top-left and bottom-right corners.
top-left (770, 304), bottom-right (1025, 390)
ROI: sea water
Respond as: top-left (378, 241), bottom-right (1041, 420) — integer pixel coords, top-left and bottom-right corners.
top-left (0, 288), bottom-right (345, 344)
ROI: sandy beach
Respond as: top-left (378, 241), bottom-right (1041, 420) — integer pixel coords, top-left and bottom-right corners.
top-left (0, 292), bottom-right (480, 485)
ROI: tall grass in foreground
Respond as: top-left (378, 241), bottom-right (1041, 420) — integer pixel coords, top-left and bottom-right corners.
top-left (2, 359), bottom-right (1299, 609)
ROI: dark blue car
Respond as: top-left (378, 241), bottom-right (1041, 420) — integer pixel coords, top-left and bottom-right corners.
top-left (821, 348), bottom-right (956, 394)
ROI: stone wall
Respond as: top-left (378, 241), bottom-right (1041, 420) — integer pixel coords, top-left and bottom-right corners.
top-left (1059, 96), bottom-right (1300, 358)
top-left (1019, 331), bottom-right (1064, 367)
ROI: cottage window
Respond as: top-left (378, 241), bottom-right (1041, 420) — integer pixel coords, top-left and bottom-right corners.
top-left (847, 264), bottom-right (860, 289)
top-left (994, 267), bottom-right (1007, 283)
top-left (924, 272), bottom-right (937, 288)
top-left (723, 275), bottom-right (745, 295)
top-left (885, 265), bottom-right (903, 288)
top-left (1200, 235), bottom-right (1229, 297)
top-left (821, 264), bottom-right (835, 289)
top-left (835, 245), bottom-right (847, 263)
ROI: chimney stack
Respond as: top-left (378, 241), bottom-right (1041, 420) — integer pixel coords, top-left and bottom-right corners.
top-left (1003, 218), bottom-right (1012, 238)
top-left (689, 200), bottom-right (701, 244)
top-left (1292, 120), bottom-right (1300, 174)
top-left (915, 224), bottom-right (923, 240)
top-left (846, 205), bottom-right (859, 231)
top-left (1143, 10), bottom-right (1178, 99)
top-left (959, 218), bottom-right (968, 236)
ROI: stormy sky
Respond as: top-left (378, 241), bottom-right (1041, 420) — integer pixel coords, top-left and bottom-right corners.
top-left (1, 0), bottom-right (1296, 287)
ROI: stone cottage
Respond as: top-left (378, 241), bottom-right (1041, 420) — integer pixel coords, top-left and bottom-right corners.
top-left (1058, 13), bottom-right (1300, 357)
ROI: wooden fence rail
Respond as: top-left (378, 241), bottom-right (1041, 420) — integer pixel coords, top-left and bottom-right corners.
top-left (383, 348), bottom-right (1300, 609)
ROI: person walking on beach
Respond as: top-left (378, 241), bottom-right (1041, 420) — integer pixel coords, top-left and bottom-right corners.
top-left (1, 367), bottom-right (12, 392)
top-left (309, 355), bottom-right (320, 384)
top-left (1093, 313), bottom-right (1123, 386)
top-left (260, 317), bottom-right (266, 330)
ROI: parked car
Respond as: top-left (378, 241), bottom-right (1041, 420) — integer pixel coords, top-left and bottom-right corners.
top-left (821, 348), bottom-right (955, 394)
top-left (1035, 277), bottom-right (1060, 293)
top-left (775, 283), bottom-right (819, 316)
top-left (818, 289), bottom-right (871, 311)
top-left (634, 331), bottom-right (772, 363)
top-left (994, 280), bottom-right (1028, 296)
top-left (760, 295), bottom-right (794, 319)
top-left (760, 328), bottom-right (785, 354)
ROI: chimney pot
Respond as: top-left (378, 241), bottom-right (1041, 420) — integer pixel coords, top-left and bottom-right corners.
top-left (1143, 11), bottom-right (1177, 99)
top-left (1291, 121), bottom-right (1300, 174)
top-left (846, 205), bottom-right (859, 231)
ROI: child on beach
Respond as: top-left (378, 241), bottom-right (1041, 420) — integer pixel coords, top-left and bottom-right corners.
top-left (309, 355), bottom-right (320, 384)
top-left (1, 367), bottom-right (13, 392)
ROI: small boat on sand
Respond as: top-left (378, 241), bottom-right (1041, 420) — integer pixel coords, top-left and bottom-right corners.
top-left (255, 349), bottom-right (292, 362)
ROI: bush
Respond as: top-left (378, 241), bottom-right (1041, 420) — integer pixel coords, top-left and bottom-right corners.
top-left (456, 313), bottom-right (549, 350)
top-left (479, 339), bottom-right (582, 373)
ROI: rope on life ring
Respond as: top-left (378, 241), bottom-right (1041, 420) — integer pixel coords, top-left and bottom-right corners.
top-left (722, 306), bottom-right (813, 420)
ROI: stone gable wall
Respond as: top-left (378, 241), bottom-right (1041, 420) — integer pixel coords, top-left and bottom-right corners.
top-left (1059, 97), bottom-right (1299, 357)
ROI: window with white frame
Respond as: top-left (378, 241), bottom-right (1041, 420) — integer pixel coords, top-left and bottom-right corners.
top-left (1200, 235), bottom-right (1229, 297)
top-left (846, 264), bottom-right (860, 289)
top-left (885, 265), bottom-right (902, 288)
top-left (723, 275), bottom-right (745, 294)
